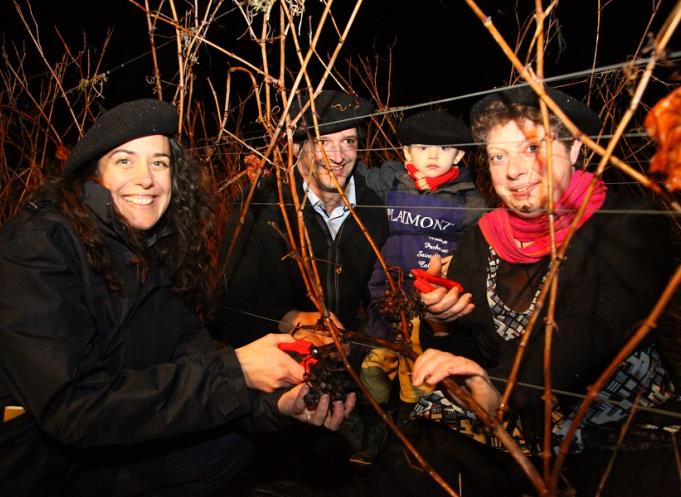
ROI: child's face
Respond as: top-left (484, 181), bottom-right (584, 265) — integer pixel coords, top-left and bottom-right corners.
top-left (404, 145), bottom-right (464, 178)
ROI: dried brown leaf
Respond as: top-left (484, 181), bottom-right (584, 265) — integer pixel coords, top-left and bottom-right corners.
top-left (645, 86), bottom-right (681, 192)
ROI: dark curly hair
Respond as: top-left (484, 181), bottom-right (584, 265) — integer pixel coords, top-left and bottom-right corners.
top-left (33, 138), bottom-right (222, 319)
top-left (470, 101), bottom-right (576, 201)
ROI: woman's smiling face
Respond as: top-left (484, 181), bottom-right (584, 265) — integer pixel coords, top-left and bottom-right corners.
top-left (486, 119), bottom-right (581, 218)
top-left (96, 134), bottom-right (172, 230)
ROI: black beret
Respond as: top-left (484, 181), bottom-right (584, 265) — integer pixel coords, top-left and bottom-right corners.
top-left (397, 110), bottom-right (472, 146)
top-left (470, 85), bottom-right (602, 136)
top-left (291, 90), bottom-right (372, 139)
top-left (64, 99), bottom-right (178, 176)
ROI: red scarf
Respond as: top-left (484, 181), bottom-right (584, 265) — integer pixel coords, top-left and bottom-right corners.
top-left (406, 163), bottom-right (460, 192)
top-left (478, 170), bottom-right (607, 263)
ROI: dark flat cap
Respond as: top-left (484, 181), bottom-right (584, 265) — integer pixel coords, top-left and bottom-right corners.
top-left (470, 85), bottom-right (602, 136)
top-left (291, 90), bottom-right (372, 139)
top-left (397, 110), bottom-right (471, 146)
top-left (64, 99), bottom-right (178, 176)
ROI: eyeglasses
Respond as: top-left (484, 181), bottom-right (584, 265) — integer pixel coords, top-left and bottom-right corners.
top-left (313, 137), bottom-right (358, 154)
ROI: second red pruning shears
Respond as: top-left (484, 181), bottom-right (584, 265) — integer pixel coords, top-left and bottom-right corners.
top-left (277, 339), bottom-right (319, 372)
top-left (410, 268), bottom-right (464, 294)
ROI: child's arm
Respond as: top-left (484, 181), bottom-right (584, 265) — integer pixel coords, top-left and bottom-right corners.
top-left (354, 160), bottom-right (405, 199)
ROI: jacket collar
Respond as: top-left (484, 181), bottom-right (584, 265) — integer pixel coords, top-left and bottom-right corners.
top-left (83, 180), bottom-right (127, 241)
top-left (82, 181), bottom-right (173, 292)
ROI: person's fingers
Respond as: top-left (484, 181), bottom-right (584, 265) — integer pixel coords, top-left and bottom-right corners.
top-left (423, 291), bottom-right (475, 321)
top-left (447, 356), bottom-right (487, 378)
top-left (284, 361), bottom-right (306, 384)
top-left (421, 287), bottom-right (459, 317)
top-left (412, 350), bottom-right (453, 386)
top-left (413, 351), bottom-right (488, 387)
top-left (309, 394), bottom-right (331, 425)
top-left (420, 285), bottom-right (448, 307)
top-left (426, 253), bottom-right (442, 276)
top-left (292, 384), bottom-right (309, 415)
top-left (266, 335), bottom-right (306, 383)
top-left (271, 352), bottom-right (305, 386)
top-left (440, 255), bottom-right (452, 277)
top-left (343, 392), bottom-right (357, 418)
top-left (324, 400), bottom-right (346, 431)
top-left (429, 287), bottom-right (463, 312)
top-left (411, 351), bottom-right (433, 386)
top-left (328, 312), bottom-right (343, 329)
top-left (413, 349), bottom-right (465, 385)
top-left (268, 332), bottom-right (297, 344)
top-left (437, 299), bottom-right (475, 321)
top-left (295, 392), bottom-right (356, 430)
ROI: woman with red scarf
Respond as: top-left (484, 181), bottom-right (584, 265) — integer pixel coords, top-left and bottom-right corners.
top-left (372, 86), bottom-right (677, 497)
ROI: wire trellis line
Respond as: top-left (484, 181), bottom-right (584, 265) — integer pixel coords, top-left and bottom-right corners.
top-left (237, 202), bottom-right (681, 217)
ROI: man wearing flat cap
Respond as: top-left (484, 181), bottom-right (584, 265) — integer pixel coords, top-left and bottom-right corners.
top-left (209, 90), bottom-right (388, 478)
top-left (212, 89), bottom-right (388, 346)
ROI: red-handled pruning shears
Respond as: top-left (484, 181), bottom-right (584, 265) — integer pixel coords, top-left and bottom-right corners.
top-left (410, 268), bottom-right (464, 294)
top-left (278, 339), bottom-right (319, 372)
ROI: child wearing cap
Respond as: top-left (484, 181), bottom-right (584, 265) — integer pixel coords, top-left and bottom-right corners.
top-left (352, 110), bottom-right (485, 464)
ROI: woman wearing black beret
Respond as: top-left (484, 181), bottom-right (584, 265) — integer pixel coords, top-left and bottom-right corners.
top-left (372, 86), bottom-right (677, 496)
top-left (0, 99), bottom-right (355, 496)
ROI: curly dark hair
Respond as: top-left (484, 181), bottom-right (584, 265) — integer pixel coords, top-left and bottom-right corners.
top-left (33, 138), bottom-right (222, 319)
top-left (470, 101), bottom-right (576, 201)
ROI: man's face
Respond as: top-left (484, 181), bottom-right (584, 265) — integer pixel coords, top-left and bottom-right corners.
top-left (297, 128), bottom-right (358, 194)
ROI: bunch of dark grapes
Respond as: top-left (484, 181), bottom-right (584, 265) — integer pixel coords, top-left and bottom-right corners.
top-left (303, 356), bottom-right (356, 410)
top-left (377, 270), bottom-right (425, 330)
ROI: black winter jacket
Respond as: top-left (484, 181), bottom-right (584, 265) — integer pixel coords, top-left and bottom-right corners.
top-left (211, 167), bottom-right (389, 346)
top-left (424, 193), bottom-right (674, 417)
top-left (0, 182), bottom-right (277, 495)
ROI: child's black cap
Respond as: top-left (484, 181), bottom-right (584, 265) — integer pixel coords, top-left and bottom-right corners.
top-left (397, 110), bottom-right (472, 146)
